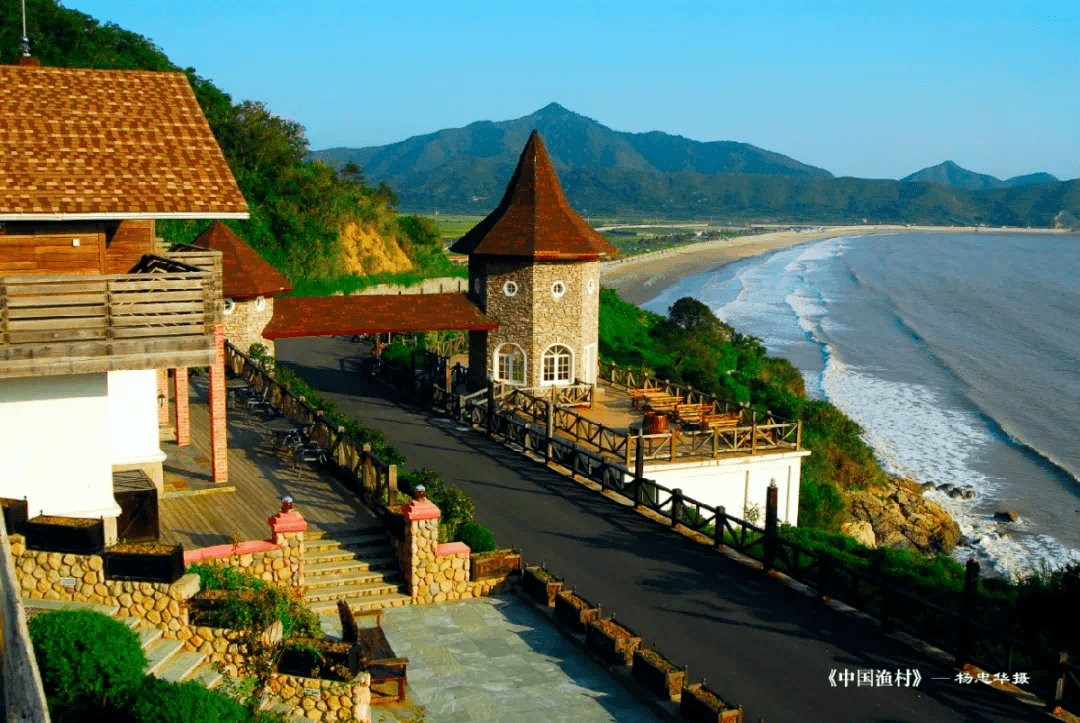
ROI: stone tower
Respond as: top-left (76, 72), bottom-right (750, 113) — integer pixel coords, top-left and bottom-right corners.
top-left (451, 131), bottom-right (618, 391)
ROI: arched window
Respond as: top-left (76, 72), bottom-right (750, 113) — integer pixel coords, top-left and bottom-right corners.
top-left (542, 345), bottom-right (573, 384)
top-left (495, 343), bottom-right (525, 384)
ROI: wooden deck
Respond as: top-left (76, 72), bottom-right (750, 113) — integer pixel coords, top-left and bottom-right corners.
top-left (158, 373), bottom-right (380, 550)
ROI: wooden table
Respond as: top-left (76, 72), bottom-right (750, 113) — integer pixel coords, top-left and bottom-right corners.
top-left (262, 417), bottom-right (306, 450)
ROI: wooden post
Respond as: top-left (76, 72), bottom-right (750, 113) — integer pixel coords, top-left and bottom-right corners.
top-left (763, 481), bottom-right (778, 572)
top-left (796, 420), bottom-right (802, 450)
top-left (1047, 652), bottom-right (1069, 712)
top-left (634, 429), bottom-right (645, 481)
top-left (817, 554), bottom-right (832, 600)
top-left (669, 429), bottom-right (677, 462)
top-left (336, 427), bottom-right (347, 467)
top-left (670, 488), bottom-right (683, 529)
top-left (751, 409), bottom-right (758, 455)
top-left (632, 477), bottom-right (643, 509)
top-left (486, 380), bottom-right (495, 437)
top-left (714, 506), bottom-right (726, 549)
top-left (387, 464), bottom-right (398, 503)
top-left (956, 559), bottom-right (980, 666)
top-left (361, 443), bottom-right (374, 493)
top-left (544, 401), bottom-right (554, 466)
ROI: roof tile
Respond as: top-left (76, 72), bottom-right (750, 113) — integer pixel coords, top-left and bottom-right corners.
top-left (264, 295), bottom-right (497, 339)
top-left (193, 221), bottom-right (292, 299)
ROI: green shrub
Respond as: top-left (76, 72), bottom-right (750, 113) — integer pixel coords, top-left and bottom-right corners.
top-left (29, 609), bottom-right (148, 721)
top-left (399, 467), bottom-right (445, 496)
top-left (188, 563), bottom-right (267, 592)
top-left (187, 565), bottom-right (321, 639)
top-left (455, 521), bottom-right (497, 553)
top-left (430, 486), bottom-right (474, 543)
top-left (122, 677), bottom-right (264, 723)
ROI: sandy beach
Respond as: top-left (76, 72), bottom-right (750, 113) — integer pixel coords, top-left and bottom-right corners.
top-left (599, 224), bottom-right (1074, 306)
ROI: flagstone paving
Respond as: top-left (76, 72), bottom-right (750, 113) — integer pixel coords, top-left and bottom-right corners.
top-left (321, 595), bottom-right (661, 723)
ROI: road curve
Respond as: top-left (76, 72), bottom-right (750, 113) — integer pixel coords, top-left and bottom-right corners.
top-left (278, 336), bottom-right (1044, 723)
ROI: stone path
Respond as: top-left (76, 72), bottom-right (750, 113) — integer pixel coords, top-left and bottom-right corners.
top-left (321, 595), bottom-right (661, 723)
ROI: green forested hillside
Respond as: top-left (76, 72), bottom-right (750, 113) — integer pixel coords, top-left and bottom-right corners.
top-left (0, 0), bottom-right (448, 286)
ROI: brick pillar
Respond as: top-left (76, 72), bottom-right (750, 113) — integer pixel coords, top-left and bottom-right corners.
top-left (174, 367), bottom-right (191, 447)
top-left (268, 502), bottom-right (307, 587)
top-left (209, 322), bottom-right (228, 483)
top-left (157, 369), bottom-right (170, 426)
top-left (401, 497), bottom-right (441, 604)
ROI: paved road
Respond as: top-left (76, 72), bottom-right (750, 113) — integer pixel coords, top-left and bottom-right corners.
top-left (279, 336), bottom-right (1044, 723)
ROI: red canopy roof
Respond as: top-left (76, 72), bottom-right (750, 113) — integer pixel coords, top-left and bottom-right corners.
top-left (194, 221), bottom-right (292, 299)
top-left (263, 295), bottom-right (497, 339)
top-left (450, 131), bottom-right (618, 260)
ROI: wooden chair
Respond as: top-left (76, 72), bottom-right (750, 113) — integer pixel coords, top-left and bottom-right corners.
top-left (337, 600), bottom-right (409, 704)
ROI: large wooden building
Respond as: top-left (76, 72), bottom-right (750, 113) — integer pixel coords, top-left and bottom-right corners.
top-left (0, 63), bottom-right (248, 541)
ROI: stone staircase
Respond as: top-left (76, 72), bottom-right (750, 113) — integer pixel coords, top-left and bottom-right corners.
top-left (23, 599), bottom-right (222, 689)
top-left (304, 527), bottom-right (410, 615)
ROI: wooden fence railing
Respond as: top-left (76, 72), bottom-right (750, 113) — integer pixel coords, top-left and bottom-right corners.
top-left (225, 342), bottom-right (404, 537)
top-left (0, 254), bottom-right (221, 378)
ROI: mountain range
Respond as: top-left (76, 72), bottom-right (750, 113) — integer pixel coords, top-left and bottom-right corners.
top-left (312, 105), bottom-right (1079, 227)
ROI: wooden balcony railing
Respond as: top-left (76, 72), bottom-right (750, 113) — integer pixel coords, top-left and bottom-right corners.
top-left (0, 253), bottom-right (221, 378)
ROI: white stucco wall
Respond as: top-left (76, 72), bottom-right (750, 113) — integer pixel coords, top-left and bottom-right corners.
top-left (107, 369), bottom-right (165, 466)
top-left (645, 450), bottom-right (810, 527)
top-left (0, 374), bottom-right (120, 519)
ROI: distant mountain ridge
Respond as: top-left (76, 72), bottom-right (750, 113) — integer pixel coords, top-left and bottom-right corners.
top-left (901, 160), bottom-right (1059, 190)
top-left (311, 106), bottom-right (1079, 227)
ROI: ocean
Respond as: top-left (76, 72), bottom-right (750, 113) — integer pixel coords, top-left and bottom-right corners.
top-left (639, 231), bottom-right (1080, 579)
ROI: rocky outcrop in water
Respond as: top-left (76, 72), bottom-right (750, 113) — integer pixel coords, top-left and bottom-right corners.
top-left (842, 477), bottom-right (962, 555)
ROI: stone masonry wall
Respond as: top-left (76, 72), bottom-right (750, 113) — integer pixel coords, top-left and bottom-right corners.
top-left (9, 534), bottom-right (199, 636)
top-left (268, 670), bottom-right (370, 723)
top-left (224, 296), bottom-right (276, 358)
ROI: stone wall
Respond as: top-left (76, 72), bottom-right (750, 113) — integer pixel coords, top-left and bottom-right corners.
top-left (224, 296), bottom-right (276, 357)
top-left (353, 276), bottom-right (467, 296)
top-left (267, 671), bottom-right (370, 723)
top-left (401, 498), bottom-right (515, 604)
top-left (9, 534), bottom-right (200, 636)
top-left (472, 257), bottom-right (601, 389)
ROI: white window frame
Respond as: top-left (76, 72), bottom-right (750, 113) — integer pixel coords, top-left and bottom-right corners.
top-left (587, 278), bottom-right (596, 294)
top-left (541, 344), bottom-right (573, 385)
top-left (582, 343), bottom-right (598, 384)
top-left (502, 280), bottom-right (519, 297)
top-left (551, 280), bottom-right (566, 299)
top-left (493, 343), bottom-right (526, 384)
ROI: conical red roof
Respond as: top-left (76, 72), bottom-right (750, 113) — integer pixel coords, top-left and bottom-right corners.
top-left (451, 131), bottom-right (618, 260)
top-left (194, 221), bottom-right (292, 299)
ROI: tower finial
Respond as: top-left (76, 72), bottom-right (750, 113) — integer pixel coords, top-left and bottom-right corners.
top-left (20, 0), bottom-right (31, 57)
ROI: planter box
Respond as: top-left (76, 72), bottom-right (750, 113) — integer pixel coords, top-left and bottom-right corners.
top-left (104, 543), bottom-right (184, 583)
top-left (471, 548), bottom-right (522, 581)
top-left (24, 515), bottom-right (104, 555)
top-left (585, 617), bottom-right (642, 666)
top-left (278, 638), bottom-right (362, 681)
top-left (554, 590), bottom-right (601, 634)
top-left (522, 566), bottom-right (563, 607)
top-left (632, 648), bottom-right (685, 701)
top-left (0, 498), bottom-right (28, 536)
top-left (187, 589), bottom-right (251, 627)
top-left (680, 682), bottom-right (743, 723)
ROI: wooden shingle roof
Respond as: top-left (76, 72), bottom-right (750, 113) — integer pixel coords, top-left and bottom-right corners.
top-left (263, 295), bottom-right (497, 339)
top-left (193, 221), bottom-right (292, 299)
top-left (450, 130), bottom-right (617, 260)
top-left (0, 65), bottom-right (248, 220)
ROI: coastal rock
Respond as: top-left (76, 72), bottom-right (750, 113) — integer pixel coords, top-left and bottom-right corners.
top-left (994, 510), bottom-right (1019, 523)
top-left (841, 520), bottom-right (877, 549)
top-left (847, 477), bottom-right (962, 555)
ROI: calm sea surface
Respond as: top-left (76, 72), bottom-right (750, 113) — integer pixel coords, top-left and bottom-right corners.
top-left (640, 232), bottom-right (1080, 578)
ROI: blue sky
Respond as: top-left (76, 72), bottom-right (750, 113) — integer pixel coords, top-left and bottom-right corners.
top-left (68, 0), bottom-right (1079, 181)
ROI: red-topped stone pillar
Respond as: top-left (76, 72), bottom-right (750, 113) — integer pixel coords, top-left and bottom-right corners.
top-left (401, 495), bottom-right (441, 603)
top-left (268, 498), bottom-right (307, 586)
top-left (174, 367), bottom-right (191, 447)
top-left (209, 322), bottom-right (228, 483)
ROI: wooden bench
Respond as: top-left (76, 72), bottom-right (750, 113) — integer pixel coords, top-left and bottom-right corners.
top-left (645, 395), bottom-right (683, 412)
top-left (702, 413), bottom-right (741, 430)
top-left (673, 403), bottom-right (712, 426)
top-left (629, 387), bottom-right (667, 409)
top-left (337, 600), bottom-right (408, 703)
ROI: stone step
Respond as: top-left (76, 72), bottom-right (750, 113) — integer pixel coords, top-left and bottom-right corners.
top-left (304, 555), bottom-right (399, 575)
top-left (307, 592), bottom-right (412, 616)
top-left (144, 639), bottom-right (184, 677)
top-left (21, 598), bottom-right (119, 617)
top-left (304, 531), bottom-right (390, 552)
top-left (116, 615), bottom-right (141, 629)
top-left (304, 580), bottom-right (401, 603)
top-left (157, 651), bottom-right (206, 683)
top-left (138, 627), bottom-right (163, 648)
top-left (187, 663), bottom-right (223, 689)
top-left (304, 569), bottom-right (399, 590)
top-left (304, 547), bottom-right (397, 567)
top-left (306, 526), bottom-right (385, 543)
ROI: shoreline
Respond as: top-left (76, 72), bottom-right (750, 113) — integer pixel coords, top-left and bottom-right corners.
top-left (599, 224), bottom-right (1076, 307)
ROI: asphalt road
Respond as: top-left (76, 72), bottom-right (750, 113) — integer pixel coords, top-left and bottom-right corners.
top-left (278, 336), bottom-right (1045, 723)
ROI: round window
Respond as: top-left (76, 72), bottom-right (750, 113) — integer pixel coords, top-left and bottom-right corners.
top-left (551, 281), bottom-right (566, 299)
top-left (254, 296), bottom-right (266, 311)
top-left (472, 277), bottom-right (481, 294)
top-left (223, 298), bottom-right (236, 315)
top-left (588, 279), bottom-right (596, 294)
top-left (503, 280), bottom-right (518, 297)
